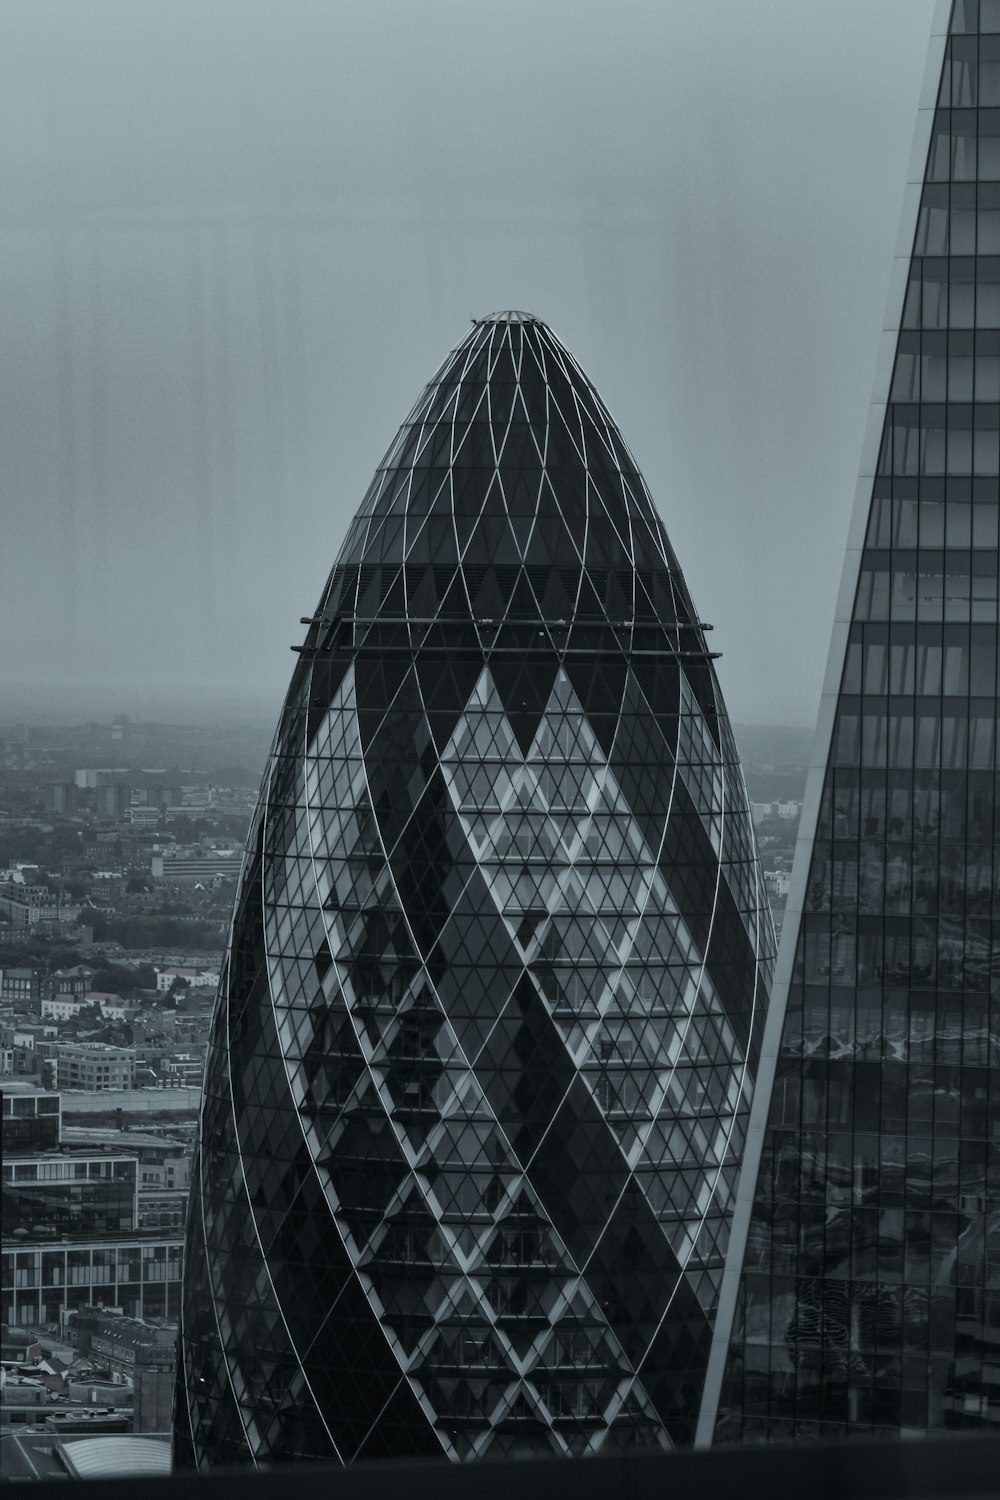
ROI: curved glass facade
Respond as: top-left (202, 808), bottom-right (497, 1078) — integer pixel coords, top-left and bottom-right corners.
top-left (174, 312), bottom-right (774, 1466)
top-left (717, 0), bottom-right (1000, 1445)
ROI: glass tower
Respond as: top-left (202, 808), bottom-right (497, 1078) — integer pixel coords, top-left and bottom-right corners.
top-left (712, 0), bottom-right (1000, 1444)
top-left (174, 312), bottom-right (773, 1466)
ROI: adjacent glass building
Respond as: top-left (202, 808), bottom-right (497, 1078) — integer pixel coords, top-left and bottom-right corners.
top-left (712, 0), bottom-right (1000, 1444)
top-left (174, 312), bottom-right (774, 1466)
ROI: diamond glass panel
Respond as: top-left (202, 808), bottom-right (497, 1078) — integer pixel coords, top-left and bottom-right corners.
top-left (175, 312), bottom-right (774, 1467)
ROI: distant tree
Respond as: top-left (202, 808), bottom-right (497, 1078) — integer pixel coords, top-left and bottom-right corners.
top-left (212, 814), bottom-right (251, 840)
top-left (98, 915), bottom-right (223, 951)
top-left (85, 910), bottom-right (110, 940)
top-left (47, 826), bottom-right (87, 856)
top-left (163, 817), bottom-right (202, 839)
top-left (209, 765), bottom-right (261, 788)
top-left (0, 938), bottom-right (83, 971)
top-left (87, 961), bottom-right (156, 996)
top-left (0, 943), bottom-right (39, 968)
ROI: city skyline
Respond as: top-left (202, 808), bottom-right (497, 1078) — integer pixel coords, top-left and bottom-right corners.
top-left (8, 0), bottom-right (995, 1478)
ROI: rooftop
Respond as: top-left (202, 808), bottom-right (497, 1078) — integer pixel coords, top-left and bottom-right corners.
top-left (13, 1431), bottom-right (1000, 1500)
top-left (474, 309), bottom-right (542, 324)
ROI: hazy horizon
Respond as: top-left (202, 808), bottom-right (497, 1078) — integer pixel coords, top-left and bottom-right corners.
top-left (3, 1), bottom-right (937, 728)
top-left (0, 679), bottom-right (820, 733)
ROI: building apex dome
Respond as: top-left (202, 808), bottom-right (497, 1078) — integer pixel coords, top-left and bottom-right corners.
top-left (322, 312), bottom-right (711, 686)
top-left (474, 309), bottom-right (541, 324)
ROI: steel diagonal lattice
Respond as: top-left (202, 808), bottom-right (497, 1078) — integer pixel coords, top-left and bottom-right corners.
top-left (175, 313), bottom-right (774, 1467)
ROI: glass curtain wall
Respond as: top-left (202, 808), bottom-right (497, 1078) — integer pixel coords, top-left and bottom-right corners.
top-left (717, 0), bottom-right (1000, 1443)
top-left (174, 314), bottom-right (774, 1467)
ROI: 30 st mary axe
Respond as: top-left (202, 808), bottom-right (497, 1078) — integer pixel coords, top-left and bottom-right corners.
top-left (713, 0), bottom-right (1000, 1444)
top-left (174, 313), bottom-right (774, 1465)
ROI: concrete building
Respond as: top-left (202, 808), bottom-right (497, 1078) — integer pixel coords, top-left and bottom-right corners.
top-left (0, 967), bottom-right (43, 1006)
top-left (2, 1153), bottom-right (139, 1237)
top-left (42, 997), bottom-right (86, 1022)
top-left (1, 1086), bottom-right (62, 1151)
top-left (2, 1238), bottom-right (184, 1327)
top-left (128, 806), bottom-right (161, 830)
top-left (69, 1309), bottom-right (175, 1388)
top-left (154, 967), bottom-right (219, 994)
top-left (0, 887), bottom-right (81, 931)
top-left (51, 966), bottom-right (99, 999)
top-left (95, 784), bottom-right (132, 821)
top-left (150, 851), bottom-right (240, 883)
top-left (44, 784), bottom-right (79, 816)
top-left (1, 1092), bottom-right (184, 1333)
top-left (52, 1043), bottom-right (136, 1093)
top-left (75, 769), bottom-right (130, 789)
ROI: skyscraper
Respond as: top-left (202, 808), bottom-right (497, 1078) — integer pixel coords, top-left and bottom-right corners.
top-left (174, 312), bottom-right (773, 1466)
top-left (710, 0), bottom-right (1000, 1444)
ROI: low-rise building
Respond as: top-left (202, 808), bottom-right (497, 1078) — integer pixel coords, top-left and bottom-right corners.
top-left (88, 873), bottom-right (126, 903)
top-left (0, 1371), bottom-right (49, 1426)
top-left (177, 787), bottom-right (212, 809)
top-left (58, 1125), bottom-right (191, 1229)
top-left (42, 996), bottom-right (85, 1022)
top-left (135, 1190), bottom-right (187, 1234)
top-left (150, 851), bottom-right (240, 882)
top-left (83, 993), bottom-right (131, 1021)
top-left (49, 966), bottom-right (98, 1000)
top-left (1, 1023), bottom-right (59, 1055)
top-left (0, 887), bottom-right (81, 931)
top-left (136, 1367), bottom-right (174, 1433)
top-left (0, 968), bottom-right (43, 1006)
top-left (2, 1153), bottom-right (139, 1237)
top-left (128, 806), bottom-right (161, 830)
top-left (1, 1086), bottom-right (62, 1151)
top-left (52, 1043), bottom-right (136, 1093)
top-left (1, 1030), bottom-right (52, 1081)
top-left (160, 1054), bottom-right (204, 1088)
top-left (2, 1237), bottom-right (184, 1327)
top-left (0, 1046), bottom-right (56, 1085)
top-left (2, 1094), bottom-right (185, 1332)
top-left (69, 1309), bottom-right (175, 1387)
top-left (153, 966), bottom-right (219, 993)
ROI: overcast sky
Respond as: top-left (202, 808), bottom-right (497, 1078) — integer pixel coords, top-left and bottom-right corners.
top-left (2, 0), bottom-right (936, 727)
